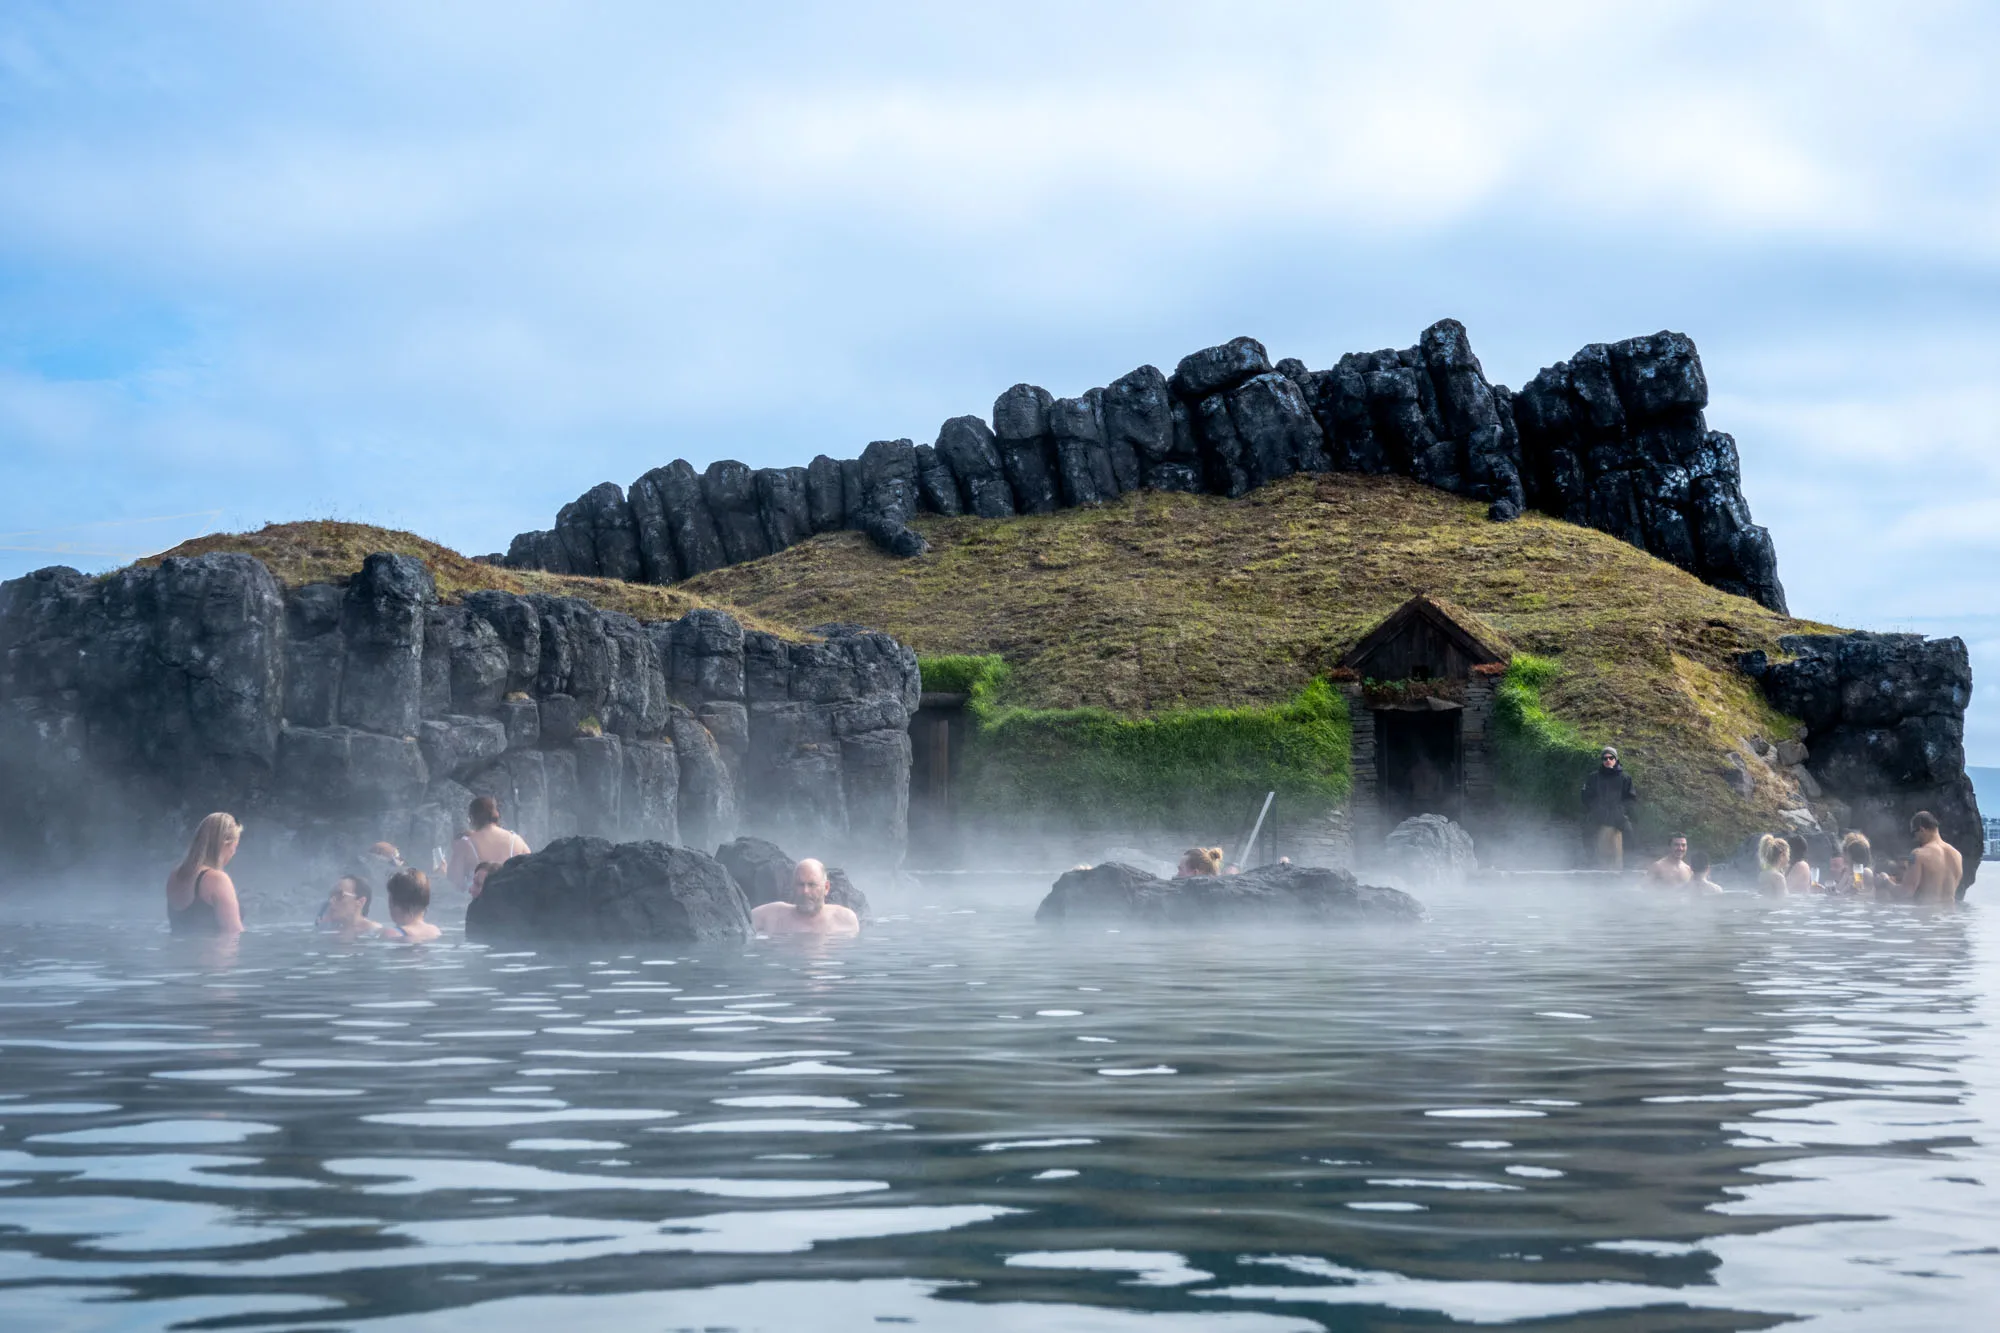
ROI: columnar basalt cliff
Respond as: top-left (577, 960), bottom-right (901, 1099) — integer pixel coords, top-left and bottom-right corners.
top-left (0, 552), bottom-right (920, 879)
top-left (501, 320), bottom-right (1786, 614)
top-left (1742, 633), bottom-right (1981, 887)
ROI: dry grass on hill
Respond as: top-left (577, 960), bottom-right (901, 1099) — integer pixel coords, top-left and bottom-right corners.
top-left (688, 473), bottom-right (1844, 842)
top-left (145, 521), bottom-right (802, 637)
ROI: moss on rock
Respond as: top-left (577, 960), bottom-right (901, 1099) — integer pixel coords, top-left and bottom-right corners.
top-left (920, 653), bottom-right (1349, 832)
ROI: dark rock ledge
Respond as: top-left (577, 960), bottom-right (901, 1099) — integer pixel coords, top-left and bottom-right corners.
top-left (504, 320), bottom-right (1785, 614)
top-left (1035, 861), bottom-right (1425, 926)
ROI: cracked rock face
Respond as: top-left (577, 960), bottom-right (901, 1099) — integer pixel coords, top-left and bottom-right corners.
top-left (1742, 632), bottom-right (1982, 887)
top-left (500, 319), bottom-right (1785, 615)
top-left (0, 551), bottom-right (923, 884)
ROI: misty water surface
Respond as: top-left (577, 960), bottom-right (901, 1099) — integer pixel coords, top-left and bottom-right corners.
top-left (1, 878), bottom-right (1996, 1331)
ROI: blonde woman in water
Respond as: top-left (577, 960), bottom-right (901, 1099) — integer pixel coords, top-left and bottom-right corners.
top-left (1756, 834), bottom-right (1792, 896)
top-left (164, 812), bottom-right (245, 936)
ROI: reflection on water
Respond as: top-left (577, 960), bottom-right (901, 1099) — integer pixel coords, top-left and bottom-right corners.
top-left (0, 882), bottom-right (1996, 1330)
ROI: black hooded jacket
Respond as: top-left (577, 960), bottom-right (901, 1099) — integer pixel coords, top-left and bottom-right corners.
top-left (1582, 762), bottom-right (1636, 829)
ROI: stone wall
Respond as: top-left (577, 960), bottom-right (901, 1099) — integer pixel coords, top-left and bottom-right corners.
top-left (0, 552), bottom-right (920, 884)
top-left (500, 320), bottom-right (1785, 614)
top-left (1339, 676), bottom-right (1498, 857)
top-left (1742, 632), bottom-right (1982, 886)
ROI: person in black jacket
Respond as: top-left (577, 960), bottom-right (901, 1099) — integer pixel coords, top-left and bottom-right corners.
top-left (1582, 746), bottom-right (1637, 870)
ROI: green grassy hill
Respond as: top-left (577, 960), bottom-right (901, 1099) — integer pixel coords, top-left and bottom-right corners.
top-left (686, 473), bottom-right (1837, 845)
top-left (147, 480), bottom-right (1838, 848)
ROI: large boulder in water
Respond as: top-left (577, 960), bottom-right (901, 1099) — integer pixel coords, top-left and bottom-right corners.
top-left (715, 835), bottom-right (793, 905)
top-left (1383, 814), bottom-right (1478, 888)
top-left (1036, 861), bottom-right (1422, 926)
top-left (713, 835), bottom-right (871, 918)
top-left (466, 836), bottom-right (751, 945)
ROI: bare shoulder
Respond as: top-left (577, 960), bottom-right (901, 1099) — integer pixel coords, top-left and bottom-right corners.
top-left (749, 901), bottom-right (789, 927)
top-left (825, 904), bottom-right (861, 934)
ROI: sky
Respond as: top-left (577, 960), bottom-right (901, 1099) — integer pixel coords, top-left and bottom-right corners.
top-left (1, 2), bottom-right (1995, 764)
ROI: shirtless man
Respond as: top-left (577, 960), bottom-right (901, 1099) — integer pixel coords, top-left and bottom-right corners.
top-left (750, 858), bottom-right (860, 937)
top-left (1645, 834), bottom-right (1692, 886)
top-left (1882, 810), bottom-right (1964, 905)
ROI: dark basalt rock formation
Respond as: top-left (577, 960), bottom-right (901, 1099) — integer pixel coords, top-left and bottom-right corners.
top-left (0, 552), bottom-right (921, 880)
top-left (1384, 814), bottom-right (1478, 888)
top-left (713, 834), bottom-right (871, 918)
top-left (501, 319), bottom-right (1785, 614)
top-left (1035, 861), bottom-right (1424, 926)
top-left (465, 837), bottom-right (752, 945)
top-left (1742, 633), bottom-right (1982, 887)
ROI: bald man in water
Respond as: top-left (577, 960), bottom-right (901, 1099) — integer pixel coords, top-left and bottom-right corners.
top-left (750, 858), bottom-right (860, 937)
top-left (1880, 811), bottom-right (1964, 905)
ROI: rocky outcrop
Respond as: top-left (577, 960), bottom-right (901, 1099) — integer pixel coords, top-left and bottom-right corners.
top-left (0, 551), bottom-right (922, 881)
top-left (1035, 861), bottom-right (1424, 926)
top-left (713, 834), bottom-right (871, 918)
top-left (501, 320), bottom-right (1785, 613)
top-left (465, 837), bottom-right (752, 945)
top-left (1741, 633), bottom-right (1982, 887)
top-left (1383, 814), bottom-right (1478, 888)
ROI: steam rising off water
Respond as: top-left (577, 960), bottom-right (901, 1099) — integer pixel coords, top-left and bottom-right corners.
top-left (1, 880), bottom-right (1997, 1329)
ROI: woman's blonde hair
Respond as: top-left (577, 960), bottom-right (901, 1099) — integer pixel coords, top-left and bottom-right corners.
top-left (1757, 833), bottom-right (1790, 872)
top-left (1840, 831), bottom-right (1872, 868)
top-left (1179, 846), bottom-right (1224, 877)
top-left (177, 812), bottom-right (241, 879)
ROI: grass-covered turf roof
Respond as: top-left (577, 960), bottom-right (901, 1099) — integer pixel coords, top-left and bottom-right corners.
top-left (689, 473), bottom-right (1837, 845)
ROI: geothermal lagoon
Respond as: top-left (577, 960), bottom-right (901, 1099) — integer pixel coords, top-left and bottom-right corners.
top-left (2, 877), bottom-right (1995, 1331)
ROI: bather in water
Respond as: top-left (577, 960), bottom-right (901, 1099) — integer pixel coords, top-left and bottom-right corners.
top-left (164, 812), bottom-right (245, 937)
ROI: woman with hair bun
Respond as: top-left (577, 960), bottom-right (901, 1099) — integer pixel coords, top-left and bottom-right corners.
top-left (165, 812), bottom-right (245, 936)
top-left (1177, 846), bottom-right (1224, 878)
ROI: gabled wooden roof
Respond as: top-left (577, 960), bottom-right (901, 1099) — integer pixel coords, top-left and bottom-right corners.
top-left (1338, 594), bottom-right (1510, 671)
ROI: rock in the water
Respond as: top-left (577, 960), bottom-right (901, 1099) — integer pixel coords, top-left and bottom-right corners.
top-left (824, 865), bottom-right (869, 919)
top-left (714, 834), bottom-right (796, 906)
top-left (466, 836), bottom-right (751, 945)
top-left (1383, 814), bottom-right (1477, 888)
top-left (1035, 861), bottom-right (1422, 925)
top-left (714, 834), bottom-right (871, 918)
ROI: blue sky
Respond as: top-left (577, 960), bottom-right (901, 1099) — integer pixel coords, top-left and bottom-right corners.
top-left (2, 2), bottom-right (1995, 764)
